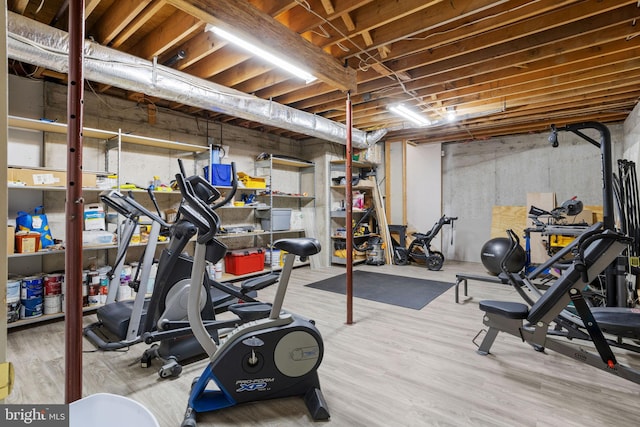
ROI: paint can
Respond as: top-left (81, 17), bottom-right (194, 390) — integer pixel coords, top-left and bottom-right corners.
top-left (44, 274), bottom-right (63, 295)
top-left (7, 279), bottom-right (21, 304)
top-left (88, 283), bottom-right (100, 305)
top-left (147, 263), bottom-right (157, 294)
top-left (82, 270), bottom-right (89, 306)
top-left (20, 296), bottom-right (43, 319)
top-left (7, 301), bottom-right (21, 323)
top-left (120, 265), bottom-right (132, 286)
top-left (21, 276), bottom-right (44, 300)
top-left (214, 261), bottom-right (223, 280)
top-left (99, 274), bottom-right (109, 304)
top-left (43, 294), bottom-right (62, 315)
top-left (265, 249), bottom-right (280, 268)
top-left (117, 282), bottom-right (132, 301)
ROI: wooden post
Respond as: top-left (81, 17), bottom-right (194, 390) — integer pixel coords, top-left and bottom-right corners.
top-left (65, 0), bottom-right (85, 404)
top-left (346, 92), bottom-right (353, 325)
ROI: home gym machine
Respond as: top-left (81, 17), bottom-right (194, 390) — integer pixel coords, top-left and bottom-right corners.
top-left (548, 122), bottom-right (624, 306)
top-left (171, 164), bottom-right (329, 427)
top-left (474, 225), bottom-right (640, 385)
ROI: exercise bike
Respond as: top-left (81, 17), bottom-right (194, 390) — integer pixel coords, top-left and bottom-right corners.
top-left (402, 215), bottom-right (457, 270)
top-left (171, 166), bottom-right (329, 426)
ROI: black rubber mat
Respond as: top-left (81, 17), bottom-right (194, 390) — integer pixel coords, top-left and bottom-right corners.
top-left (305, 270), bottom-right (452, 310)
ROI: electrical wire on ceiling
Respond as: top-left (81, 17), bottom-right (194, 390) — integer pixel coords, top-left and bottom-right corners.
top-left (291, 0), bottom-right (549, 130)
top-left (292, 0), bottom-right (450, 123)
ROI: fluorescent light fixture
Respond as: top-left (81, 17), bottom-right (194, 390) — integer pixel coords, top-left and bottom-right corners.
top-left (389, 104), bottom-right (431, 127)
top-left (446, 106), bottom-right (456, 122)
top-left (205, 24), bottom-right (317, 84)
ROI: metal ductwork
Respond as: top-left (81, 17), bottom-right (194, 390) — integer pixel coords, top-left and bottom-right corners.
top-left (6, 12), bottom-right (386, 148)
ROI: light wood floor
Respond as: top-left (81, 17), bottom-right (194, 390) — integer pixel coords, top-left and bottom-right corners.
top-left (6, 261), bottom-right (640, 426)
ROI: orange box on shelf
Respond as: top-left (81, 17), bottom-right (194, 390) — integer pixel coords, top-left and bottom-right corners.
top-left (15, 231), bottom-right (40, 253)
top-left (224, 248), bottom-right (265, 275)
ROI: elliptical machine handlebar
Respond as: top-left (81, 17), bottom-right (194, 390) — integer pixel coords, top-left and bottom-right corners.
top-left (174, 160), bottom-right (238, 243)
top-left (174, 173), bottom-right (218, 244)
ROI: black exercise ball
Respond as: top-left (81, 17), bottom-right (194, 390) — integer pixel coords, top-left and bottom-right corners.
top-left (480, 237), bottom-right (526, 275)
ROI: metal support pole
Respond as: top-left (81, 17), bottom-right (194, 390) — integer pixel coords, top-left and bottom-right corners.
top-left (346, 92), bottom-right (353, 325)
top-left (65, 0), bottom-right (85, 404)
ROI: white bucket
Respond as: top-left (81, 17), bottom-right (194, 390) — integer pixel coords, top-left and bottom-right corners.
top-left (70, 393), bottom-right (159, 427)
top-left (118, 283), bottom-right (132, 301)
top-left (6, 279), bottom-right (21, 304)
top-left (44, 294), bottom-right (62, 315)
top-left (214, 261), bottom-right (223, 279)
top-left (264, 249), bottom-right (280, 267)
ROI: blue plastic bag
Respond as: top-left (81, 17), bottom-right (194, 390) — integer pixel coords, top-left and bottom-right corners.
top-left (16, 206), bottom-right (55, 249)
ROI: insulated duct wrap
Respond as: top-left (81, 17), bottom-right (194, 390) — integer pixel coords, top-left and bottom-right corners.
top-left (7, 12), bottom-right (386, 148)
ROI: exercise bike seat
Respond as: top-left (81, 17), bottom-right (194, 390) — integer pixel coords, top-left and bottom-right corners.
top-left (229, 301), bottom-right (273, 321)
top-left (241, 272), bottom-right (279, 292)
top-left (273, 237), bottom-right (321, 258)
top-left (97, 299), bottom-right (149, 341)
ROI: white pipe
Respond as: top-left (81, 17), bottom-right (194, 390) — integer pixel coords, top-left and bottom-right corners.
top-left (6, 12), bottom-right (386, 148)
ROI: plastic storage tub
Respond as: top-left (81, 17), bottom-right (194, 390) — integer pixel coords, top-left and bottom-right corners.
top-left (225, 248), bottom-right (265, 275)
top-left (69, 393), bottom-right (159, 427)
top-left (256, 208), bottom-right (291, 231)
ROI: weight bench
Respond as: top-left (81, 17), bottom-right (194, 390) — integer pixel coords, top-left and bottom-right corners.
top-left (475, 229), bottom-right (640, 385)
top-left (454, 273), bottom-right (509, 304)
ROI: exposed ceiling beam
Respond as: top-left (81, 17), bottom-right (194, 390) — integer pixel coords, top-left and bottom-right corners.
top-left (163, 0), bottom-right (357, 92)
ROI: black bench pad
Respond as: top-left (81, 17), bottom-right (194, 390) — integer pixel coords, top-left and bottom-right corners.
top-left (592, 307), bottom-right (640, 339)
top-left (479, 300), bottom-right (529, 319)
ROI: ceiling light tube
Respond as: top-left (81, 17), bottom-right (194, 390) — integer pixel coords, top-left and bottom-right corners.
top-left (389, 104), bottom-right (431, 127)
top-left (205, 24), bottom-right (317, 84)
top-left (446, 106), bottom-right (456, 122)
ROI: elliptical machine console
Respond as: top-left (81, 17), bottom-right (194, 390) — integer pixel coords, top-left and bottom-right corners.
top-left (173, 162), bottom-right (330, 427)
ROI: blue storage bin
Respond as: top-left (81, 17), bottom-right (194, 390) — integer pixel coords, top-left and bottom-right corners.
top-left (203, 164), bottom-right (232, 187)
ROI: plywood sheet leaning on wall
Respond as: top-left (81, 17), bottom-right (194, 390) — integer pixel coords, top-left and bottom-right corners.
top-left (490, 206), bottom-right (527, 239)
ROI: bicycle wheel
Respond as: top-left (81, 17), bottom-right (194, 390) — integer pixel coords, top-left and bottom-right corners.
top-left (426, 251), bottom-right (445, 271)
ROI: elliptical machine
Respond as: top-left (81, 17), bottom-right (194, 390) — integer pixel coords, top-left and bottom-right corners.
top-left (138, 163), bottom-right (279, 378)
top-left (172, 165), bottom-right (329, 427)
top-left (83, 189), bottom-right (170, 350)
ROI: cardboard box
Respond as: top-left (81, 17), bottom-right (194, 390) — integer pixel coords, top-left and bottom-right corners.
top-left (7, 225), bottom-right (15, 254)
top-left (84, 204), bottom-right (106, 231)
top-left (82, 230), bottom-right (115, 246)
top-left (9, 167), bottom-right (65, 186)
top-left (225, 248), bottom-right (265, 275)
top-left (8, 167), bottom-right (97, 188)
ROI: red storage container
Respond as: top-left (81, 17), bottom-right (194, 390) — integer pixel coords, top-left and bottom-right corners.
top-left (224, 248), bottom-right (265, 275)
